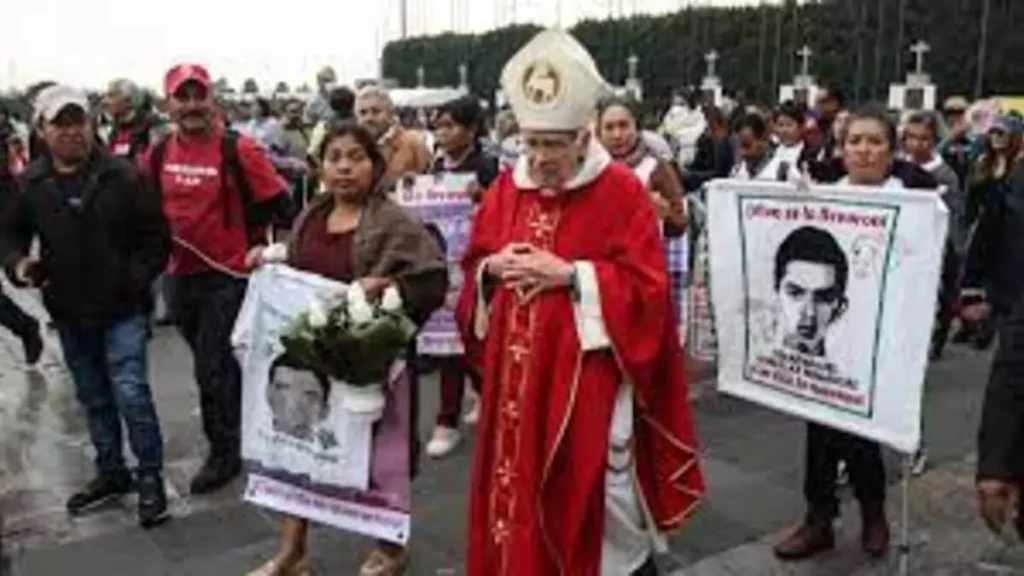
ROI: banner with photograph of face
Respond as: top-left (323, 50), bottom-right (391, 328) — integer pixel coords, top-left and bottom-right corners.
top-left (396, 173), bottom-right (476, 356)
top-left (232, 265), bottom-right (411, 544)
top-left (707, 180), bottom-right (948, 453)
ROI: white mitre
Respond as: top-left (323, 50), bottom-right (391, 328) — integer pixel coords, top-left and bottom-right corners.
top-left (501, 29), bottom-right (610, 132)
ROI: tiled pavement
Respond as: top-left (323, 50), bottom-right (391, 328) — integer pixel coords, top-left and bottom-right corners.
top-left (1, 285), bottom-right (1018, 575)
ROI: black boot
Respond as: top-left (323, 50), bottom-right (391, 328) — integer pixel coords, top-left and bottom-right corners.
top-left (137, 472), bottom-right (170, 529)
top-left (189, 454), bottom-right (241, 495)
top-left (66, 470), bottom-right (134, 516)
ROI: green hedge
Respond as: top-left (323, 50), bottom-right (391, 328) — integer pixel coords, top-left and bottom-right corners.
top-left (382, 0), bottom-right (1024, 109)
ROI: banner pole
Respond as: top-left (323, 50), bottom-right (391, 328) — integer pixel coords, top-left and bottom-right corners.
top-left (898, 454), bottom-right (913, 576)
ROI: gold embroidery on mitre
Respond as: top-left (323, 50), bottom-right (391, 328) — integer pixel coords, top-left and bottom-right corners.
top-left (521, 60), bottom-right (562, 107)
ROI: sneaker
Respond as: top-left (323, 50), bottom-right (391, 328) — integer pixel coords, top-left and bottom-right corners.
top-left (66, 470), bottom-right (134, 516)
top-left (462, 396), bottom-right (480, 426)
top-left (136, 472), bottom-right (169, 529)
top-left (426, 426), bottom-right (461, 459)
top-left (189, 455), bottom-right (241, 495)
top-left (20, 323), bottom-right (43, 366)
top-left (911, 449), bottom-right (928, 477)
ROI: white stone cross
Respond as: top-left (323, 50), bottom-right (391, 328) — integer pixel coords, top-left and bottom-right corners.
top-left (910, 40), bottom-right (930, 76)
top-left (627, 54), bottom-right (639, 81)
top-left (797, 45), bottom-right (813, 77)
top-left (704, 50), bottom-right (719, 78)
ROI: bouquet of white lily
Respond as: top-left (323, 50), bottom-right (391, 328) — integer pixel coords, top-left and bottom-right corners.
top-left (279, 283), bottom-right (416, 417)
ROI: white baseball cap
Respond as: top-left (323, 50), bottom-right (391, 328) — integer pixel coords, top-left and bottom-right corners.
top-left (34, 85), bottom-right (90, 124)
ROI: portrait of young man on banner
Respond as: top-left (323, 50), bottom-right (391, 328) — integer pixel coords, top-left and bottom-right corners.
top-left (266, 356), bottom-right (338, 450)
top-left (739, 198), bottom-right (898, 419)
top-left (246, 349), bottom-right (373, 492)
top-left (773, 226), bottom-right (849, 358)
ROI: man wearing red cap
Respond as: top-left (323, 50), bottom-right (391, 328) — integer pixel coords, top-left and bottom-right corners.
top-left (142, 64), bottom-right (295, 494)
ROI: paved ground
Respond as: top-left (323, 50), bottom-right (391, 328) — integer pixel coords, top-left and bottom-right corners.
top-left (1, 285), bottom-right (1021, 575)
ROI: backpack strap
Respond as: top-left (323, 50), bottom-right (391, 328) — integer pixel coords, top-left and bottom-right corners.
top-left (148, 135), bottom-right (169, 194)
top-left (220, 129), bottom-right (255, 229)
top-left (123, 116), bottom-right (153, 161)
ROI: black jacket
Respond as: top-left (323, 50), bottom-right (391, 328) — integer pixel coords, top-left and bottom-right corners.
top-left (685, 131), bottom-right (733, 191)
top-left (0, 150), bottom-right (171, 328)
top-left (961, 161), bottom-right (1024, 313)
top-left (977, 288), bottom-right (1024, 484)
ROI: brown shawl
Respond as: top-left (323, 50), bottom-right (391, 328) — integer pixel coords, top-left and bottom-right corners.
top-left (287, 191), bottom-right (449, 326)
top-left (618, 142), bottom-right (688, 237)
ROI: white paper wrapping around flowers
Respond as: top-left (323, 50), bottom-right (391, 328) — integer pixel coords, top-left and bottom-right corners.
top-left (706, 180), bottom-right (948, 454)
top-left (231, 264), bottom-right (376, 490)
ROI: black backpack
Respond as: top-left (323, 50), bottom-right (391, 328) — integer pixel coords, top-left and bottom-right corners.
top-left (148, 129), bottom-right (254, 229)
top-left (119, 115), bottom-right (157, 161)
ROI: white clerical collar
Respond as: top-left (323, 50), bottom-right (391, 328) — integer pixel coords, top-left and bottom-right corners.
top-left (512, 137), bottom-right (611, 192)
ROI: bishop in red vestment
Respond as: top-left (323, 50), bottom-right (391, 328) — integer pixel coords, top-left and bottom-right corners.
top-left (455, 29), bottom-right (705, 576)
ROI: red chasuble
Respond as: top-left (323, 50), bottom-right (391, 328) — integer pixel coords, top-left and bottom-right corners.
top-left (456, 162), bottom-right (705, 576)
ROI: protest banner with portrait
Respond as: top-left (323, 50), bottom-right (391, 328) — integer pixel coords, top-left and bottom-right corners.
top-left (396, 173), bottom-right (476, 356)
top-left (706, 180), bottom-right (948, 453)
top-left (232, 265), bottom-right (412, 544)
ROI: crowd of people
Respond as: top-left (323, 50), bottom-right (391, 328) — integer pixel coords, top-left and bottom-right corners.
top-left (1, 25), bottom-right (1023, 576)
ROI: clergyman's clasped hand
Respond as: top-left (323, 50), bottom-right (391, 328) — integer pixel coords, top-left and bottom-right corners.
top-left (487, 243), bottom-right (574, 304)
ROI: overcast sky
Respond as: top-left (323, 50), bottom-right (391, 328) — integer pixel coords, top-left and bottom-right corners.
top-left (3, 0), bottom-right (774, 91)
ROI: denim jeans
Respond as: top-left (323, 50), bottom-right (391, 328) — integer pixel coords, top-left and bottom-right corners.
top-left (58, 315), bottom-right (164, 475)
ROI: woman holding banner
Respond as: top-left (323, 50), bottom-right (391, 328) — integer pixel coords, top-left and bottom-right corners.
top-left (774, 105), bottom-right (937, 562)
top-left (424, 95), bottom-right (500, 459)
top-left (246, 121), bottom-right (447, 576)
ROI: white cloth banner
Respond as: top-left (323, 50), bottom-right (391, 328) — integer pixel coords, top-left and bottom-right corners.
top-left (707, 180), bottom-right (948, 453)
top-left (232, 265), bottom-right (374, 490)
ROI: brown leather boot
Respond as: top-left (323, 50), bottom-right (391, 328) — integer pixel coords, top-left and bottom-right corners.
top-left (860, 501), bottom-right (890, 557)
top-left (773, 517), bottom-right (835, 561)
